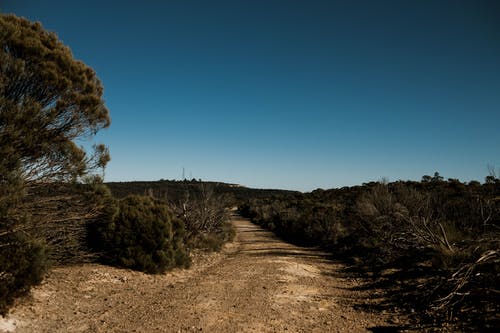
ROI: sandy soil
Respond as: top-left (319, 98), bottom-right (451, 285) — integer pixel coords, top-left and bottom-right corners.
top-left (1, 215), bottom-right (402, 332)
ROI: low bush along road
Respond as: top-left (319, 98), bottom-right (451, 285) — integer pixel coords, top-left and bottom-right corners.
top-left (2, 214), bottom-right (397, 332)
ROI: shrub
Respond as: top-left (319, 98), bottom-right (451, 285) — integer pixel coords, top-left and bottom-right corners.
top-left (18, 182), bottom-right (118, 266)
top-left (0, 173), bottom-right (49, 315)
top-left (170, 184), bottom-right (234, 251)
top-left (95, 195), bottom-right (190, 274)
top-left (0, 232), bottom-right (48, 315)
top-left (240, 178), bottom-right (500, 330)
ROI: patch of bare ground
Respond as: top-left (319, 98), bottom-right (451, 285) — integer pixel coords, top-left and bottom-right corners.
top-left (2, 215), bottom-right (408, 332)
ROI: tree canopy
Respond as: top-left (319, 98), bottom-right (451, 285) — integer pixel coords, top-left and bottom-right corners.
top-left (0, 14), bottom-right (110, 183)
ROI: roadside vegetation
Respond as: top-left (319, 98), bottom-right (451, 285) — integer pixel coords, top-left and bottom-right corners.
top-left (168, 183), bottom-right (235, 251)
top-left (0, 14), bottom-right (232, 315)
top-left (239, 172), bottom-right (500, 331)
top-left (0, 13), bottom-right (111, 314)
top-left (2, 13), bottom-right (497, 332)
top-left (90, 195), bottom-right (190, 273)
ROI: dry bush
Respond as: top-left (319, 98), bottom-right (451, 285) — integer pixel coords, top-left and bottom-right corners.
top-left (239, 179), bottom-right (499, 329)
top-left (356, 182), bottom-right (500, 328)
top-left (170, 184), bottom-right (233, 250)
top-left (9, 182), bottom-right (114, 265)
top-left (356, 183), bottom-right (468, 261)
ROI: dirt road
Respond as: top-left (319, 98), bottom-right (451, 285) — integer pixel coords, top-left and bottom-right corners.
top-left (2, 214), bottom-right (397, 332)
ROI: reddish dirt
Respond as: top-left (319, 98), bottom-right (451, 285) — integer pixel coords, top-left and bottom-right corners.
top-left (1, 215), bottom-right (403, 332)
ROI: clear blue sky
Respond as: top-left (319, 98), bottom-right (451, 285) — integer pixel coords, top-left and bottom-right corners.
top-left (3, 1), bottom-right (500, 191)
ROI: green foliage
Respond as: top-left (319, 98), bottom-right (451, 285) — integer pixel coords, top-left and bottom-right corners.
top-left (0, 14), bottom-right (110, 183)
top-left (0, 232), bottom-right (49, 315)
top-left (95, 195), bottom-right (190, 274)
top-left (240, 198), bottom-right (344, 249)
top-left (0, 14), bottom-right (111, 314)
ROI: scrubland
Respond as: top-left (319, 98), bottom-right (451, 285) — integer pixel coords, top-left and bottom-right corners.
top-left (239, 174), bottom-right (500, 331)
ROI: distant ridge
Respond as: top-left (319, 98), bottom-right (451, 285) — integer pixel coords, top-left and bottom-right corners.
top-left (105, 179), bottom-right (300, 202)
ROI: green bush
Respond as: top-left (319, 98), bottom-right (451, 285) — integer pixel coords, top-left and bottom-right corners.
top-left (95, 195), bottom-right (190, 273)
top-left (0, 172), bottom-right (49, 315)
top-left (0, 232), bottom-right (49, 315)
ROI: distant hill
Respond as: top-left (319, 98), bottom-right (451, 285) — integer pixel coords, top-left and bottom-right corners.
top-left (105, 180), bottom-right (300, 203)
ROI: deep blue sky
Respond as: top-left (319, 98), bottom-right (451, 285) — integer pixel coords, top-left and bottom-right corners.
top-left (3, 1), bottom-right (500, 191)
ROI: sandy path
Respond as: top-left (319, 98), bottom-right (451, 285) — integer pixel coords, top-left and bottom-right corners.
top-left (2, 214), bottom-right (396, 332)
